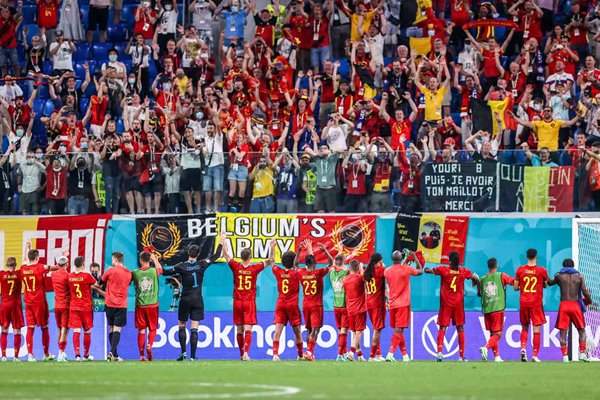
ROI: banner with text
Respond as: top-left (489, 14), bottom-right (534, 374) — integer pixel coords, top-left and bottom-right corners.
top-left (393, 213), bottom-right (469, 264)
top-left (422, 163), bottom-right (574, 212)
top-left (217, 214), bottom-right (376, 264)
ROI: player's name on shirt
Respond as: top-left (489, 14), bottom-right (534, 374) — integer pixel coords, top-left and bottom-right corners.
top-left (302, 274), bottom-right (318, 279)
top-left (69, 276), bottom-right (89, 282)
top-left (237, 269), bottom-right (252, 276)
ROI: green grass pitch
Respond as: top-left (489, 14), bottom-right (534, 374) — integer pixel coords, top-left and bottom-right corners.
top-left (1, 361), bottom-right (599, 399)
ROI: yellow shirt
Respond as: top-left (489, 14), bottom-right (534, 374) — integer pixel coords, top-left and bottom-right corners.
top-left (532, 119), bottom-right (563, 151)
top-left (252, 166), bottom-right (275, 198)
top-left (350, 11), bottom-right (374, 42)
top-left (421, 86), bottom-right (446, 122)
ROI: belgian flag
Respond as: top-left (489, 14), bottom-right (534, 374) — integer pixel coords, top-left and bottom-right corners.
top-left (470, 97), bottom-right (517, 137)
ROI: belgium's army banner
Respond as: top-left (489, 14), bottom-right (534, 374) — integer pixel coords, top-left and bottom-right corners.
top-left (393, 213), bottom-right (469, 264)
top-left (136, 214), bottom-right (376, 265)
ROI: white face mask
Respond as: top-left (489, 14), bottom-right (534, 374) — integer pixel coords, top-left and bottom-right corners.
top-left (109, 54), bottom-right (118, 62)
top-left (428, 30), bottom-right (435, 36)
top-left (128, 78), bottom-right (136, 84)
top-left (164, 4), bottom-right (172, 10)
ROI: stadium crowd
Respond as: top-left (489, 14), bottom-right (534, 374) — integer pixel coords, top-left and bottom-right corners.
top-left (2, 0), bottom-right (600, 215)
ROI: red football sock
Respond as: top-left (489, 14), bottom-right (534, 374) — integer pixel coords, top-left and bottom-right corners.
top-left (389, 333), bottom-right (401, 354)
top-left (296, 341), bottom-right (303, 357)
top-left (244, 331), bottom-right (252, 354)
top-left (273, 340), bottom-right (279, 356)
top-left (485, 333), bottom-right (500, 350)
top-left (73, 331), bottom-right (81, 356)
top-left (137, 332), bottom-right (145, 357)
top-left (59, 340), bottom-right (67, 352)
top-left (338, 333), bottom-right (347, 355)
top-left (147, 330), bottom-right (156, 347)
top-left (580, 341), bottom-right (587, 353)
top-left (458, 331), bottom-right (465, 358)
top-left (350, 346), bottom-right (356, 354)
top-left (1, 332), bottom-right (7, 357)
top-left (437, 330), bottom-right (445, 353)
top-left (14, 334), bottom-right (21, 358)
top-left (561, 346), bottom-right (568, 356)
top-left (370, 344), bottom-right (376, 358)
top-left (41, 327), bottom-right (50, 355)
top-left (533, 332), bottom-right (540, 356)
top-left (308, 339), bottom-right (316, 354)
top-left (492, 345), bottom-right (499, 357)
top-left (83, 333), bottom-right (91, 357)
top-left (26, 327), bottom-right (34, 355)
top-left (520, 329), bottom-right (528, 350)
top-left (398, 333), bottom-right (407, 356)
top-left (356, 349), bottom-right (363, 357)
top-left (236, 333), bottom-right (244, 357)
top-left (376, 344), bottom-right (382, 356)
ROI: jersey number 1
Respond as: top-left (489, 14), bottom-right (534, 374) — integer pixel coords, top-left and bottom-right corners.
top-left (237, 275), bottom-right (252, 290)
top-left (23, 276), bottom-right (36, 292)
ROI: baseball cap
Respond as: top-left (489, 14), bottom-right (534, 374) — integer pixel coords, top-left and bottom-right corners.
top-left (444, 138), bottom-right (455, 146)
top-left (56, 29), bottom-right (64, 36)
top-left (301, 153), bottom-right (311, 160)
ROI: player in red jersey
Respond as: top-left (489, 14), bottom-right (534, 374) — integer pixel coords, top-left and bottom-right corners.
top-left (270, 250), bottom-right (304, 361)
top-left (343, 260), bottom-right (368, 362)
top-left (363, 253), bottom-right (386, 362)
top-left (222, 238), bottom-right (274, 361)
top-left (21, 242), bottom-right (60, 362)
top-left (425, 251), bottom-right (479, 362)
top-left (514, 248), bottom-right (549, 362)
top-left (51, 254), bottom-right (70, 362)
top-left (68, 256), bottom-right (103, 362)
top-left (0, 256), bottom-right (24, 361)
top-left (295, 240), bottom-right (331, 361)
top-left (384, 249), bottom-right (423, 362)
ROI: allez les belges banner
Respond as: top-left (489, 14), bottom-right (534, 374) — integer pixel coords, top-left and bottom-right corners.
top-left (136, 213), bottom-right (376, 265)
top-left (394, 213), bottom-right (469, 264)
top-left (421, 163), bottom-right (575, 212)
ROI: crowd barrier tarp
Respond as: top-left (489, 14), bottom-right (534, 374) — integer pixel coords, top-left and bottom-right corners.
top-left (422, 163), bottom-right (575, 212)
top-left (113, 311), bottom-right (572, 361)
top-left (393, 213), bottom-right (469, 264)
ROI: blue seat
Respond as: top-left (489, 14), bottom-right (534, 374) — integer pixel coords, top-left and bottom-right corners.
top-left (23, 24), bottom-right (39, 44)
top-left (80, 4), bottom-right (90, 29)
top-left (43, 61), bottom-right (53, 75)
top-left (21, 5), bottom-right (36, 24)
top-left (73, 43), bottom-right (91, 61)
top-left (121, 4), bottom-right (137, 26)
top-left (74, 62), bottom-right (87, 80)
top-left (33, 98), bottom-right (46, 115)
top-left (80, 97), bottom-right (90, 114)
top-left (92, 43), bottom-right (112, 60)
top-left (107, 24), bottom-right (128, 42)
top-left (83, 81), bottom-right (96, 97)
top-left (333, 58), bottom-right (350, 79)
top-left (123, 60), bottom-right (132, 73)
top-left (116, 117), bottom-right (125, 133)
top-left (36, 84), bottom-right (49, 99)
top-left (32, 120), bottom-right (47, 143)
top-left (43, 99), bottom-right (56, 116)
top-left (147, 59), bottom-right (158, 80)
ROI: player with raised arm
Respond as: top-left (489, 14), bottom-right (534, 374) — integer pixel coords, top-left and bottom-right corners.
top-left (478, 258), bottom-right (514, 362)
top-left (52, 254), bottom-right (71, 362)
top-left (101, 251), bottom-right (133, 362)
top-left (163, 235), bottom-right (224, 362)
top-left (514, 248), bottom-right (549, 362)
top-left (548, 258), bottom-right (593, 362)
top-left (68, 256), bottom-right (104, 362)
top-left (222, 238), bottom-right (273, 361)
top-left (296, 240), bottom-right (330, 361)
top-left (343, 260), bottom-right (368, 362)
top-left (364, 253), bottom-right (386, 362)
top-left (384, 249), bottom-right (423, 362)
top-left (424, 251), bottom-right (478, 362)
top-left (0, 257), bottom-right (24, 361)
top-left (324, 244), bottom-right (349, 361)
top-left (132, 251), bottom-right (163, 361)
top-left (21, 242), bottom-right (61, 362)
top-left (271, 249), bottom-right (304, 361)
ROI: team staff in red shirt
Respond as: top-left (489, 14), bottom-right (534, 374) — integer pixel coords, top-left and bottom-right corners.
top-left (101, 251), bottom-right (133, 362)
top-left (295, 240), bottom-right (330, 361)
top-left (21, 242), bottom-right (61, 362)
top-left (68, 256), bottom-right (103, 362)
top-left (0, 256), bottom-right (24, 361)
top-left (425, 251), bottom-right (479, 362)
top-left (51, 254), bottom-right (71, 362)
top-left (222, 238), bottom-right (273, 361)
top-left (270, 249), bottom-right (304, 361)
top-left (514, 248), bottom-right (549, 362)
top-left (364, 253), bottom-right (386, 361)
top-left (343, 260), bottom-right (368, 362)
top-left (384, 249), bottom-right (423, 362)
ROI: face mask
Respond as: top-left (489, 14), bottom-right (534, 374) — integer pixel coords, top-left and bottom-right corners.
top-left (196, 111), bottom-right (204, 120)
top-left (128, 78), bottom-right (136, 84)
top-left (109, 54), bottom-right (117, 62)
top-left (35, 153), bottom-right (44, 159)
top-left (200, 52), bottom-right (209, 59)
top-left (163, 83), bottom-right (171, 91)
top-left (53, 165), bottom-right (62, 172)
top-left (428, 30), bottom-right (435, 36)
top-left (164, 4), bottom-right (172, 10)
top-left (231, 5), bottom-right (239, 12)
top-left (26, 158), bottom-right (34, 165)
top-left (533, 104), bottom-right (541, 111)
top-left (59, 145), bottom-right (67, 152)
top-left (33, 44), bottom-right (41, 49)
top-left (81, 142), bottom-right (88, 149)
top-left (16, 129), bottom-right (24, 137)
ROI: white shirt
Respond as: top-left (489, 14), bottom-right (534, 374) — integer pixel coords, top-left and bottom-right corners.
top-left (0, 84), bottom-right (23, 104)
top-left (203, 133), bottom-right (224, 167)
top-left (50, 42), bottom-right (74, 71)
top-left (365, 33), bottom-right (384, 69)
top-left (545, 72), bottom-right (574, 90)
top-left (457, 47), bottom-right (481, 78)
top-left (325, 124), bottom-right (350, 152)
top-left (192, 0), bottom-right (213, 29)
top-left (128, 45), bottom-right (150, 68)
top-left (158, 9), bottom-right (178, 34)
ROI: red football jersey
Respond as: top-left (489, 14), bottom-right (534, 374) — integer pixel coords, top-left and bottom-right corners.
top-left (365, 265), bottom-right (386, 309)
top-left (272, 266), bottom-right (299, 306)
top-left (434, 266), bottom-right (473, 308)
top-left (20, 263), bottom-right (49, 304)
top-left (51, 268), bottom-right (71, 309)
top-left (68, 271), bottom-right (97, 311)
top-left (343, 273), bottom-right (367, 316)
top-left (384, 264), bottom-right (420, 309)
top-left (228, 260), bottom-right (265, 301)
top-left (298, 267), bottom-right (329, 307)
top-left (0, 270), bottom-right (22, 302)
top-left (515, 265), bottom-right (549, 306)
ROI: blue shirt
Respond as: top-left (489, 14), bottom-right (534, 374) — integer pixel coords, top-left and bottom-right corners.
top-left (223, 10), bottom-right (246, 39)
